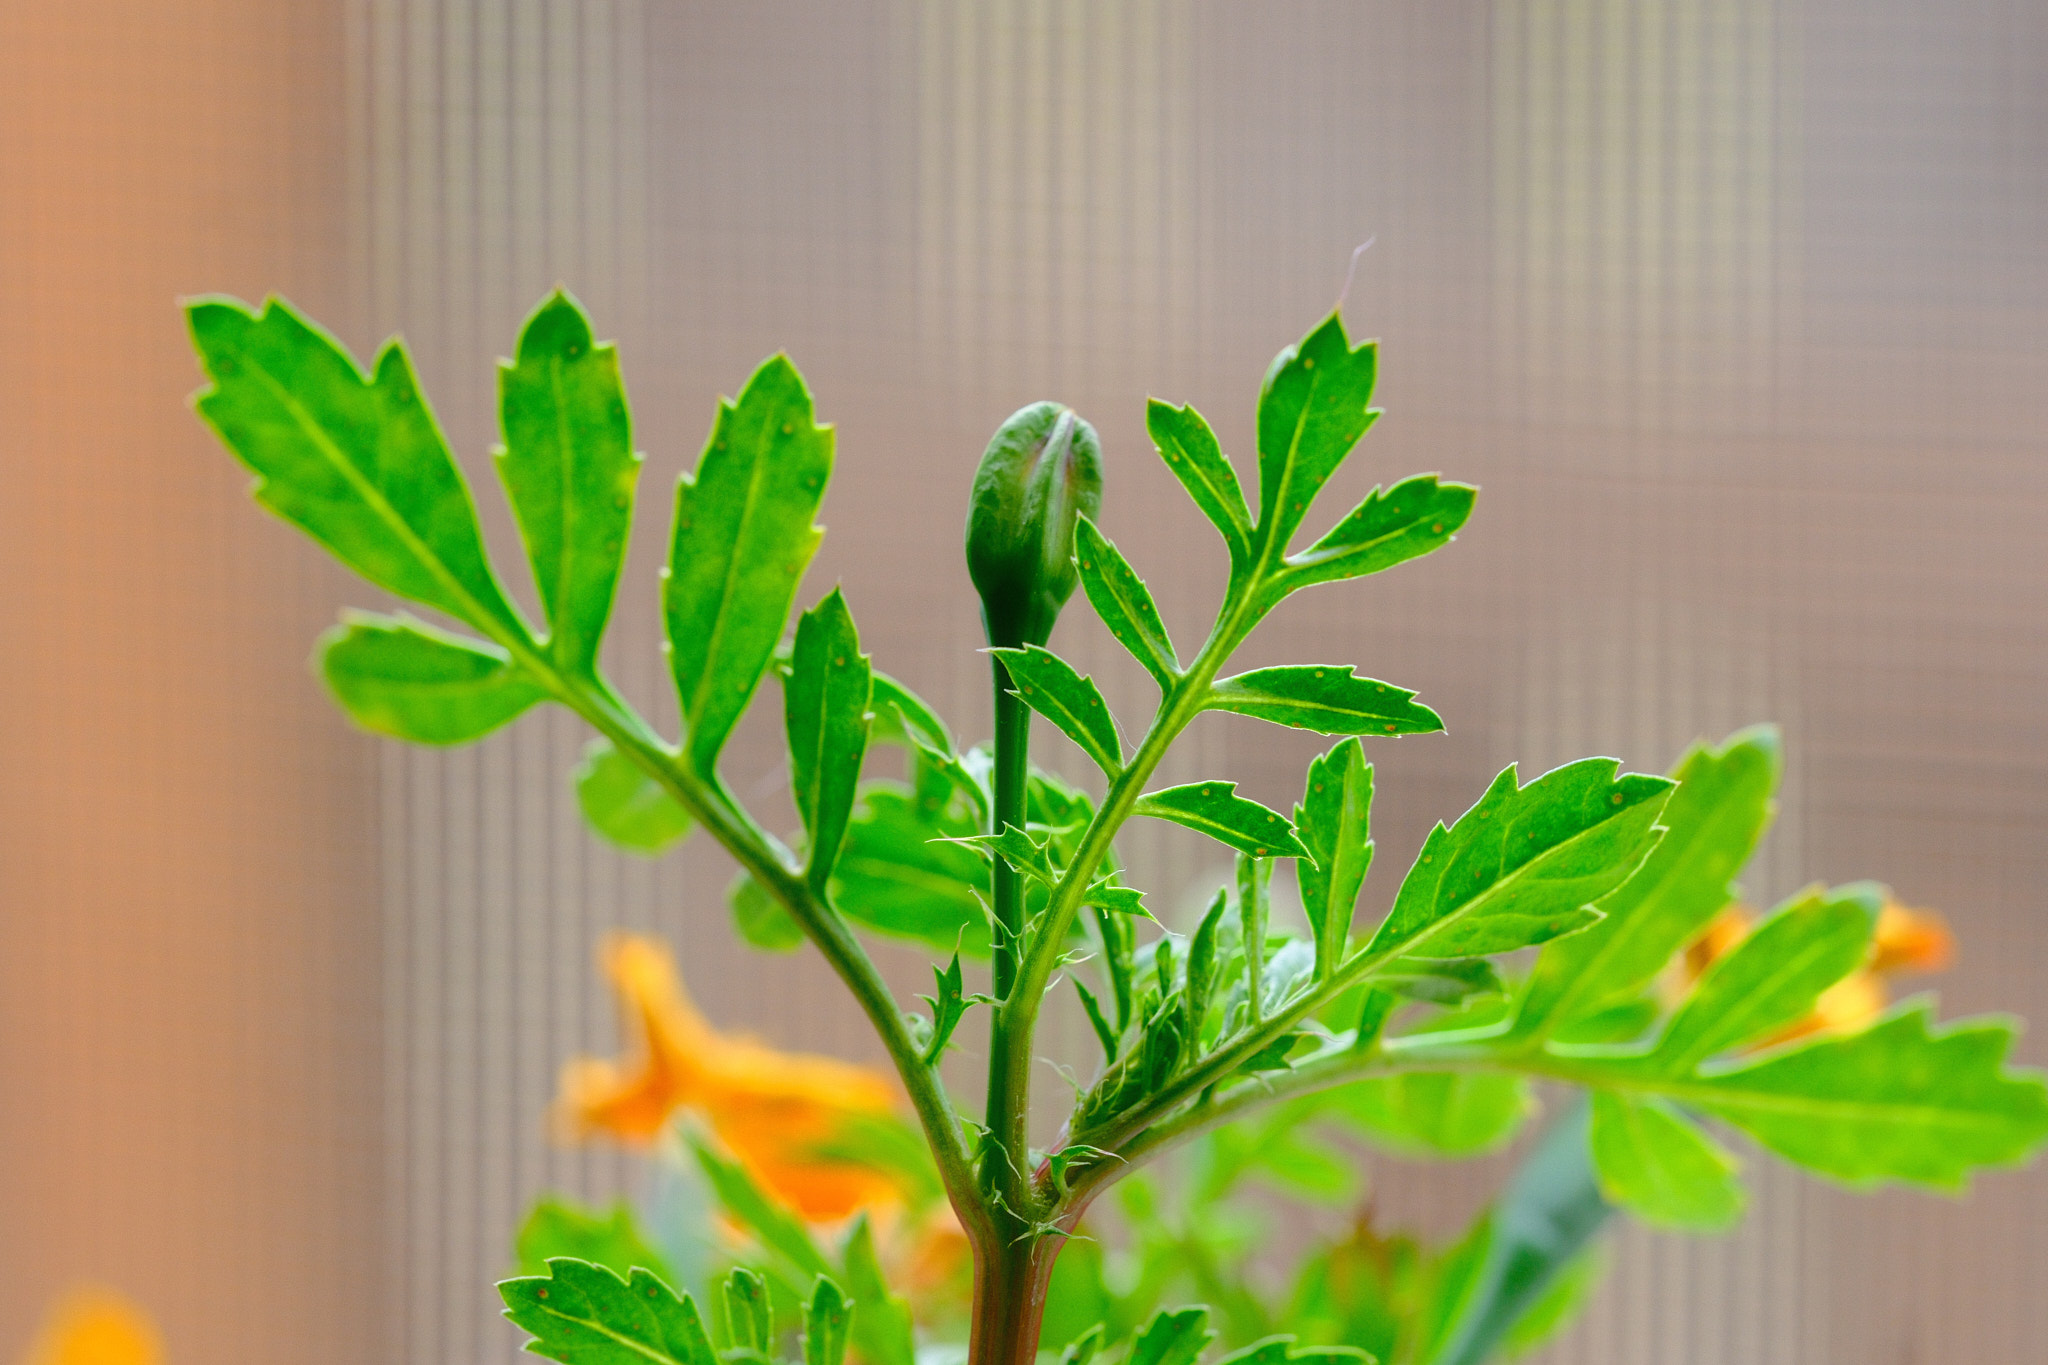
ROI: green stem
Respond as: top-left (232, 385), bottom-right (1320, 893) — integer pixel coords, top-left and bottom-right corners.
top-left (982, 657), bottom-right (1034, 1222)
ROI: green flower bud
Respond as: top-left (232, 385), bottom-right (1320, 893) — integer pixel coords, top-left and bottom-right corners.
top-left (964, 402), bottom-right (1104, 649)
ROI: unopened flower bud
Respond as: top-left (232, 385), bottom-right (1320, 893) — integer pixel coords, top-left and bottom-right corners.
top-left (964, 402), bottom-right (1103, 649)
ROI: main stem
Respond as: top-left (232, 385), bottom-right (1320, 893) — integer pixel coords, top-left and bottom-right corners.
top-left (968, 1233), bottom-right (1058, 1365)
top-left (979, 657), bottom-right (1037, 1287)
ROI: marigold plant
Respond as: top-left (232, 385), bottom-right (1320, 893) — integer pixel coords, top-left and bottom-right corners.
top-left (184, 288), bottom-right (2048, 1365)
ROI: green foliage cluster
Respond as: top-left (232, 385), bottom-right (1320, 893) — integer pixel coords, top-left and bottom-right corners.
top-left (186, 288), bottom-right (2048, 1365)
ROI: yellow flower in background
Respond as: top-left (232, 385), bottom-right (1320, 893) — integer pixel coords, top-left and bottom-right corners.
top-left (1678, 896), bottom-right (1955, 1044)
top-left (19, 1288), bottom-right (159, 1365)
top-left (555, 932), bottom-right (904, 1222)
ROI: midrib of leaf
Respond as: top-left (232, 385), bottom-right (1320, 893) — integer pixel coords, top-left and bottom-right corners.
top-left (1216, 687), bottom-right (1400, 723)
top-left (525, 1303), bottom-right (683, 1365)
top-left (800, 660), bottom-right (829, 835)
top-left (251, 362), bottom-right (514, 645)
top-left (548, 352), bottom-right (577, 653)
top-left (1259, 365), bottom-right (1320, 564)
top-left (684, 401), bottom-right (779, 738)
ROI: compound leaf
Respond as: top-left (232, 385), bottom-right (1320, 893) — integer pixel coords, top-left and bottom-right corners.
top-left (1075, 516), bottom-right (1178, 690)
top-left (318, 611), bottom-right (545, 745)
top-left (499, 1258), bottom-right (716, 1365)
top-left (666, 354), bottom-right (832, 773)
top-left (496, 289), bottom-right (641, 673)
top-left (187, 296), bottom-right (521, 635)
top-left (1586, 1093), bottom-right (1744, 1232)
top-left (990, 645), bottom-right (1123, 776)
top-left (1254, 312), bottom-right (1380, 555)
top-left (1517, 727), bottom-right (1779, 1040)
top-left (1365, 760), bottom-right (1672, 962)
top-left (786, 589), bottom-right (873, 890)
top-left (1133, 782), bottom-right (1307, 860)
top-left (1208, 666), bottom-right (1442, 738)
top-left (575, 738), bottom-right (693, 856)
top-left (1148, 398), bottom-right (1250, 565)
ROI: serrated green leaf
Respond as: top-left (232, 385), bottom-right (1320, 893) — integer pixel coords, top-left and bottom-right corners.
top-left (721, 1268), bottom-right (772, 1354)
top-left (1648, 884), bottom-right (1876, 1072)
top-left (1148, 399), bottom-right (1251, 565)
top-left (831, 786), bottom-right (990, 954)
top-left (1365, 760), bottom-right (1672, 962)
top-left (575, 738), bottom-right (693, 855)
top-left (1077, 977), bottom-right (1120, 1058)
top-left (187, 296), bottom-right (522, 634)
top-left (1127, 1307), bottom-right (1215, 1365)
top-left (686, 1131), bottom-right (834, 1279)
top-left (1517, 727), bottom-right (1779, 1040)
top-left (1255, 312), bottom-right (1380, 555)
top-left (803, 1278), bottom-right (852, 1365)
top-left (1134, 782), bottom-right (1307, 860)
top-left (500, 1258), bottom-right (715, 1365)
top-left (1075, 516), bottom-right (1179, 690)
top-left (786, 589), bottom-right (873, 890)
top-left (1586, 1092), bottom-right (1744, 1232)
top-left (1281, 474), bottom-right (1475, 594)
top-left (317, 610), bottom-right (545, 744)
top-left (1679, 1002), bottom-right (2048, 1190)
top-left (729, 872), bottom-right (804, 951)
top-left (496, 289), bottom-right (640, 673)
top-left (840, 1216), bottom-right (915, 1365)
top-left (1424, 1099), bottom-right (1613, 1365)
top-left (666, 353), bottom-right (832, 773)
top-left (1208, 666), bottom-right (1442, 738)
top-left (1295, 739), bottom-right (1376, 979)
top-left (1378, 958), bottom-right (1504, 1007)
top-left (514, 1198), bottom-right (675, 1284)
top-left (990, 645), bottom-right (1123, 776)
top-left (1325, 1073), bottom-right (1533, 1159)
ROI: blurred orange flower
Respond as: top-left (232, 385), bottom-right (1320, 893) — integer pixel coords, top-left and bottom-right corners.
top-left (554, 933), bottom-right (903, 1222)
top-left (1678, 895), bottom-right (1955, 1046)
top-left (18, 1288), bottom-right (159, 1365)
